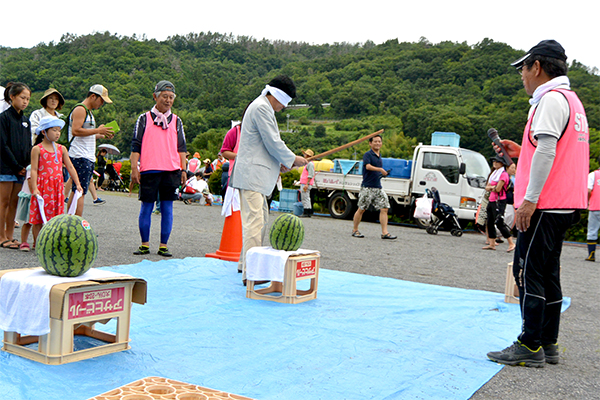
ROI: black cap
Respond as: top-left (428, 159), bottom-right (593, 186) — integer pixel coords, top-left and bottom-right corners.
top-left (154, 80), bottom-right (175, 94)
top-left (511, 40), bottom-right (567, 69)
top-left (490, 155), bottom-right (507, 165)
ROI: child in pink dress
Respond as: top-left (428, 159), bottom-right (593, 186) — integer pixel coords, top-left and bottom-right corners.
top-left (29, 117), bottom-right (82, 241)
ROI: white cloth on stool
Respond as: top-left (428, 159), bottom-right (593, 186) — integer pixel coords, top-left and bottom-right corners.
top-left (246, 246), bottom-right (319, 282)
top-left (0, 268), bottom-right (129, 336)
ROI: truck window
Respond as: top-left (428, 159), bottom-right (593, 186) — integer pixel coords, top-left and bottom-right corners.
top-left (422, 152), bottom-right (459, 184)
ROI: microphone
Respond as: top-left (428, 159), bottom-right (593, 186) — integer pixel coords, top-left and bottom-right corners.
top-left (487, 128), bottom-right (514, 166)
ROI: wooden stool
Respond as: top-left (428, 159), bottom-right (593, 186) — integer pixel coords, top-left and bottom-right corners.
top-left (247, 253), bottom-right (320, 304)
top-left (504, 262), bottom-right (519, 304)
top-left (3, 279), bottom-right (146, 365)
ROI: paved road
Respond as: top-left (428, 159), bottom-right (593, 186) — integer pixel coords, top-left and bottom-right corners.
top-left (2, 192), bottom-right (599, 399)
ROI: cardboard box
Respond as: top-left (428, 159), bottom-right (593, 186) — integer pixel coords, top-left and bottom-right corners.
top-left (0, 268), bottom-right (146, 364)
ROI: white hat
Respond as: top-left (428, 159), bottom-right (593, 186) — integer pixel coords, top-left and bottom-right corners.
top-left (89, 84), bottom-right (113, 103)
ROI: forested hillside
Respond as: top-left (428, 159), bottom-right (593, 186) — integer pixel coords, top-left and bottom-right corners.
top-left (1, 32), bottom-right (598, 162)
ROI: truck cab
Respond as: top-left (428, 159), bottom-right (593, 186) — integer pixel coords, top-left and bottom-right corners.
top-left (410, 144), bottom-right (490, 223)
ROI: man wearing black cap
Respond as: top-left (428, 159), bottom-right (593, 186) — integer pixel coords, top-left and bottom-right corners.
top-left (130, 80), bottom-right (187, 257)
top-left (488, 40), bottom-right (589, 367)
top-left (229, 75), bottom-right (308, 284)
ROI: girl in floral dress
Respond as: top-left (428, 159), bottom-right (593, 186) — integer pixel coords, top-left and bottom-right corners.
top-left (29, 117), bottom-right (82, 241)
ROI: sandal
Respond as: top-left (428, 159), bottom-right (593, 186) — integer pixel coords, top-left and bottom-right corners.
top-left (133, 245), bottom-right (150, 255)
top-left (507, 245), bottom-right (516, 252)
top-left (381, 233), bottom-right (397, 240)
top-left (157, 246), bottom-right (172, 257)
top-left (482, 245), bottom-right (496, 251)
top-left (351, 231), bottom-right (364, 238)
top-left (1, 240), bottom-right (19, 250)
top-left (19, 242), bottom-right (30, 252)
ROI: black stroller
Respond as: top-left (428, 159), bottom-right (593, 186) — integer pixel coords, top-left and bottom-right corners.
top-left (425, 187), bottom-right (463, 237)
top-left (104, 163), bottom-right (127, 192)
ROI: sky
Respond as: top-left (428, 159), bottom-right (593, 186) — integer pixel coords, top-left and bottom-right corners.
top-left (3, 0), bottom-right (599, 73)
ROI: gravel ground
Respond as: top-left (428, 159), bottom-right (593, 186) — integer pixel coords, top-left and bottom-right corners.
top-left (2, 191), bottom-right (599, 399)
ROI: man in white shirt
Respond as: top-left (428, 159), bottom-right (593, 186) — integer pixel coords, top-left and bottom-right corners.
top-left (68, 84), bottom-right (114, 216)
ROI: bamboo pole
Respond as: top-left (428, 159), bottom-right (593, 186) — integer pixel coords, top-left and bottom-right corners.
top-left (306, 129), bottom-right (384, 161)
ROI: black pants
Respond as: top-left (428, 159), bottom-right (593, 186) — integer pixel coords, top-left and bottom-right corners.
top-left (513, 210), bottom-right (575, 348)
top-left (97, 167), bottom-right (105, 187)
top-left (486, 200), bottom-right (511, 239)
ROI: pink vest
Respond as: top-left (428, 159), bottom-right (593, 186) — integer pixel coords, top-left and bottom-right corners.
top-left (589, 170), bottom-right (600, 211)
top-left (139, 112), bottom-right (181, 173)
top-left (514, 89), bottom-right (589, 210)
top-left (299, 161), bottom-right (315, 185)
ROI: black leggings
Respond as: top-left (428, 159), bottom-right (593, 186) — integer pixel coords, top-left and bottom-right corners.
top-left (486, 200), bottom-right (511, 239)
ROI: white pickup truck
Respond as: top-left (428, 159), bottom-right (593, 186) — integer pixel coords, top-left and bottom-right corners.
top-left (311, 144), bottom-right (491, 226)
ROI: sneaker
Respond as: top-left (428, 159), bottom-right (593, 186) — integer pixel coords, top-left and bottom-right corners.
top-left (93, 198), bottom-right (106, 205)
top-left (157, 246), bottom-right (172, 257)
top-left (152, 209), bottom-right (161, 215)
top-left (542, 343), bottom-right (559, 364)
top-left (487, 341), bottom-right (545, 368)
top-left (133, 245), bottom-right (150, 255)
top-left (65, 197), bottom-right (69, 203)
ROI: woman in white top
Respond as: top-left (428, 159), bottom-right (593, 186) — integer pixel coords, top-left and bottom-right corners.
top-left (29, 88), bottom-right (65, 144)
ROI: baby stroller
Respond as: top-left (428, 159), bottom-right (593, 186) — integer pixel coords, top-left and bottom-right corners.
top-left (104, 163), bottom-right (127, 192)
top-left (425, 187), bottom-right (463, 237)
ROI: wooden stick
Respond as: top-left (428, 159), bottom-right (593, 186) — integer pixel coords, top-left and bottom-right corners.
top-left (306, 129), bottom-right (384, 161)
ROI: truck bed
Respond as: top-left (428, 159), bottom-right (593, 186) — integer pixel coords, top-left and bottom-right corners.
top-left (313, 171), bottom-right (411, 197)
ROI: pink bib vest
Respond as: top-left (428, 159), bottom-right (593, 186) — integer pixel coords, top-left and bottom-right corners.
top-left (139, 112), bottom-right (181, 173)
top-left (299, 161), bottom-right (315, 185)
top-left (514, 89), bottom-right (589, 210)
top-left (589, 170), bottom-right (600, 211)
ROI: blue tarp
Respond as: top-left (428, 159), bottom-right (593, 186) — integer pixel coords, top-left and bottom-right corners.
top-left (0, 258), bottom-right (570, 400)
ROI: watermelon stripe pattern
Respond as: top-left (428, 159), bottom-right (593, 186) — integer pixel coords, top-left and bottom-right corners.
top-left (36, 214), bottom-right (98, 277)
top-left (269, 214), bottom-right (305, 251)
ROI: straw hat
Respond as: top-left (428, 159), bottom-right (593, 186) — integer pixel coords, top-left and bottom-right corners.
top-left (40, 88), bottom-right (65, 110)
top-left (303, 149), bottom-right (314, 157)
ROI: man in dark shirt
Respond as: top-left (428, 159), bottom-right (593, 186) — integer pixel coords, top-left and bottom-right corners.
top-left (351, 135), bottom-right (397, 239)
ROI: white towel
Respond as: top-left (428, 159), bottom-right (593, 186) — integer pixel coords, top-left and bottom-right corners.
top-left (221, 186), bottom-right (240, 217)
top-left (246, 246), bottom-right (319, 282)
top-left (0, 268), bottom-right (129, 336)
top-left (67, 190), bottom-right (83, 216)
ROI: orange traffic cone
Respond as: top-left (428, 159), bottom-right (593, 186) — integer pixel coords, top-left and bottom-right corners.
top-left (206, 210), bottom-right (243, 262)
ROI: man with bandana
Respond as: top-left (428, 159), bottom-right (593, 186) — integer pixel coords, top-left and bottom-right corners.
top-left (487, 40), bottom-right (589, 367)
top-left (229, 75), bottom-right (307, 285)
top-left (130, 80), bottom-right (187, 257)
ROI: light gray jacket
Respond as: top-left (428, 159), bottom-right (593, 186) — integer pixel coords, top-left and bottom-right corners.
top-left (230, 95), bottom-right (296, 196)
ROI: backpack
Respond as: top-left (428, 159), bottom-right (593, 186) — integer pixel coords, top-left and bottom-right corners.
top-left (61, 103), bottom-right (93, 148)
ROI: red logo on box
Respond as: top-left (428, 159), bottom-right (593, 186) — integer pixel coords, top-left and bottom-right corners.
top-left (68, 287), bottom-right (125, 319)
top-left (296, 259), bottom-right (316, 278)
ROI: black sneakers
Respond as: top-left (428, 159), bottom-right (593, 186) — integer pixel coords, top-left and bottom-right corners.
top-left (157, 246), bottom-right (172, 257)
top-left (487, 341), bottom-right (545, 368)
top-left (133, 245), bottom-right (150, 255)
top-left (542, 343), bottom-right (560, 364)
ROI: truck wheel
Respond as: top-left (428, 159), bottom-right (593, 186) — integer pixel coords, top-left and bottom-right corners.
top-left (328, 192), bottom-right (355, 219)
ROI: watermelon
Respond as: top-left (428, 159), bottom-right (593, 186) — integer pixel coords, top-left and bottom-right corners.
top-left (269, 214), bottom-right (305, 251)
top-left (36, 214), bottom-right (98, 277)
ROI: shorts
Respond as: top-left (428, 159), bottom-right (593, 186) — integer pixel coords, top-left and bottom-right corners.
top-left (0, 174), bottom-right (25, 184)
top-left (70, 157), bottom-right (94, 195)
top-left (139, 170), bottom-right (182, 203)
top-left (357, 187), bottom-right (390, 211)
top-left (16, 192), bottom-right (32, 222)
